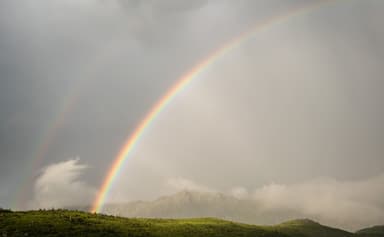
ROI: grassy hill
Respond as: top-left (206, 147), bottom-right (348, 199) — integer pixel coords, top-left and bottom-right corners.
top-left (356, 226), bottom-right (384, 237)
top-left (272, 219), bottom-right (354, 237)
top-left (0, 209), bottom-right (381, 237)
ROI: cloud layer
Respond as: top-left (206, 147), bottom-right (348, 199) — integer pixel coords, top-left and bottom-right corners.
top-left (30, 159), bottom-right (384, 230)
top-left (251, 174), bottom-right (384, 230)
top-left (163, 174), bottom-right (384, 230)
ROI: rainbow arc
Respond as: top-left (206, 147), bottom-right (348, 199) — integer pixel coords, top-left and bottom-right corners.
top-left (89, 0), bottom-right (339, 213)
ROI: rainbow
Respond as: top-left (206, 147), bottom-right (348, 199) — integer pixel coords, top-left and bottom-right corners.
top-left (91, 0), bottom-right (340, 213)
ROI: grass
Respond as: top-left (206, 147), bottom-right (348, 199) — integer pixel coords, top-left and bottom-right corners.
top-left (0, 209), bottom-right (287, 237)
top-left (0, 210), bottom-right (382, 237)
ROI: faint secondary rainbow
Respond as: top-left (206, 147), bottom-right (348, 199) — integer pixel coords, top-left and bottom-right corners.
top-left (91, 0), bottom-right (339, 213)
top-left (15, 43), bottom-right (119, 210)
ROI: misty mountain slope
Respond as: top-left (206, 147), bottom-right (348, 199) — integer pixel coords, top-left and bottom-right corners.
top-left (273, 219), bottom-right (354, 237)
top-left (356, 226), bottom-right (384, 237)
top-left (101, 191), bottom-right (304, 225)
top-left (104, 191), bottom-right (257, 218)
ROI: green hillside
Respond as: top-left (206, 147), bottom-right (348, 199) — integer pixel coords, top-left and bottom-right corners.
top-left (356, 226), bottom-right (384, 237)
top-left (0, 209), bottom-right (287, 237)
top-left (272, 219), bottom-right (353, 237)
top-left (0, 209), bottom-right (380, 237)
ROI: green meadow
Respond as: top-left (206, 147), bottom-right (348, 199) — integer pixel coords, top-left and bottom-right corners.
top-left (0, 209), bottom-right (383, 237)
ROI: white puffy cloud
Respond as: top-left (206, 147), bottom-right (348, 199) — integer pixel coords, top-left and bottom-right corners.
top-left (165, 177), bottom-right (215, 193)
top-left (31, 159), bottom-right (96, 209)
top-left (229, 186), bottom-right (249, 199)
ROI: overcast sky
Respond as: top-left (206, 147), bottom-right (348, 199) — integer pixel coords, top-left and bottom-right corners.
top-left (1, 0), bottom-right (384, 230)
